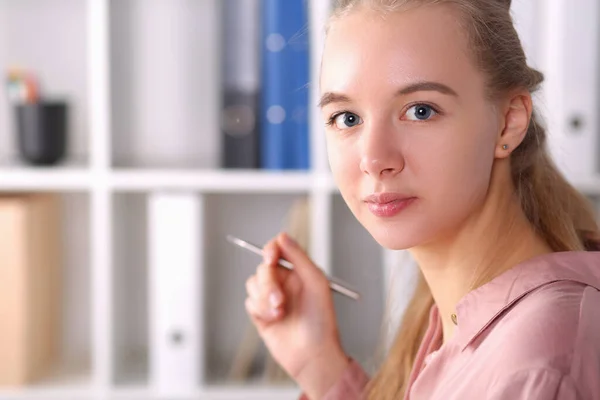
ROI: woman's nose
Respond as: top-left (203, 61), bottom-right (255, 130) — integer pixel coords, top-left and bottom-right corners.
top-left (359, 124), bottom-right (405, 178)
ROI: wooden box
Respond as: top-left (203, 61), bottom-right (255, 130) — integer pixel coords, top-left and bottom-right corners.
top-left (0, 193), bottom-right (62, 386)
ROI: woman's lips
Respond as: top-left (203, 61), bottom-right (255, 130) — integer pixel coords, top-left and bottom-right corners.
top-left (366, 197), bottom-right (416, 217)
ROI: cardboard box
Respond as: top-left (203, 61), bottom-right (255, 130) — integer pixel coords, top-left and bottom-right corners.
top-left (0, 193), bottom-right (62, 386)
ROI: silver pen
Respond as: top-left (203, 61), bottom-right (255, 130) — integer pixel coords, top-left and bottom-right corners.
top-left (226, 235), bottom-right (361, 301)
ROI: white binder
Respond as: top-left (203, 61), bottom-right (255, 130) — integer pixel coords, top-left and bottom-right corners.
top-left (111, 0), bottom-right (220, 168)
top-left (148, 192), bottom-right (204, 393)
top-left (541, 0), bottom-right (599, 180)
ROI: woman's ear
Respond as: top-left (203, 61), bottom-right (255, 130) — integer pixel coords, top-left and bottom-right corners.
top-left (495, 92), bottom-right (532, 159)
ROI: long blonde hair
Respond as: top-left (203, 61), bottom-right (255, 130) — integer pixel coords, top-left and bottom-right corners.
top-left (327, 0), bottom-right (600, 398)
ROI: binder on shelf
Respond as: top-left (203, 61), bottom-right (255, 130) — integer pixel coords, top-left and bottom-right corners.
top-left (148, 192), bottom-right (203, 393)
top-left (260, 0), bottom-right (310, 170)
top-left (0, 193), bottom-right (62, 386)
top-left (111, 0), bottom-right (220, 168)
top-left (541, 0), bottom-right (599, 180)
top-left (221, 0), bottom-right (261, 169)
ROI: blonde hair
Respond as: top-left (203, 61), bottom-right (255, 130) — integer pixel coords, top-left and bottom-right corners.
top-left (327, 0), bottom-right (600, 398)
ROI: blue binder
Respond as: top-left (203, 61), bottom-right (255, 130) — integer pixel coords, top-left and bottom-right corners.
top-left (260, 0), bottom-right (310, 170)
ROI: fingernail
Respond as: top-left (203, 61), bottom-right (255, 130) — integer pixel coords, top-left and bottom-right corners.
top-left (269, 291), bottom-right (283, 307)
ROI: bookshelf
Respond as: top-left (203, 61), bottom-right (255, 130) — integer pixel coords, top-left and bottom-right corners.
top-left (0, 0), bottom-right (599, 399)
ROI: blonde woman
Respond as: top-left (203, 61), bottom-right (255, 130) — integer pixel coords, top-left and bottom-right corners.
top-left (244, 0), bottom-right (600, 398)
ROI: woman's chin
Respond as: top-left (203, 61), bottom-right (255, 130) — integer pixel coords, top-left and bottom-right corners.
top-left (367, 224), bottom-right (424, 250)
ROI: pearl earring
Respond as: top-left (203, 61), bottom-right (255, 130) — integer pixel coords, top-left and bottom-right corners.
top-left (502, 144), bottom-right (509, 150)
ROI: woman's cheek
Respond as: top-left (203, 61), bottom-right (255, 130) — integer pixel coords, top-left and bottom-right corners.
top-left (327, 144), bottom-right (342, 180)
top-left (328, 139), bottom-right (356, 181)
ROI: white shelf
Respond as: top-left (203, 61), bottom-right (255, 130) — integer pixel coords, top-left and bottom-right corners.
top-left (0, 167), bottom-right (339, 193)
top-left (0, 165), bottom-right (599, 196)
top-left (0, 385), bottom-right (301, 400)
top-left (201, 385), bottom-right (301, 400)
top-left (0, 164), bottom-right (91, 192)
top-left (110, 385), bottom-right (301, 400)
top-left (0, 389), bottom-right (91, 400)
top-left (0, 383), bottom-right (301, 400)
top-left (110, 169), bottom-right (335, 193)
top-left (0, 363), bottom-right (92, 400)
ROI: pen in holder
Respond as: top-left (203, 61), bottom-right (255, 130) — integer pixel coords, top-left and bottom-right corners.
top-left (15, 101), bottom-right (68, 166)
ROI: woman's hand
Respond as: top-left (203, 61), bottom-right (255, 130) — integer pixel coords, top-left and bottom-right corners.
top-left (245, 232), bottom-right (350, 398)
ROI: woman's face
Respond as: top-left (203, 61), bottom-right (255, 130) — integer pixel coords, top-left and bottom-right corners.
top-left (320, 5), bottom-right (502, 250)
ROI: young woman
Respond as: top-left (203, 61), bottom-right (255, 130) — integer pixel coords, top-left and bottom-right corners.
top-left (244, 0), bottom-right (600, 398)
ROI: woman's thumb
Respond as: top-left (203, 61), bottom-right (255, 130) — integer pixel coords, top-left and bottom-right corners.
top-left (276, 232), bottom-right (323, 281)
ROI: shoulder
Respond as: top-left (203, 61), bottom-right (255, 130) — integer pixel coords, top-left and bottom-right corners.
top-left (480, 280), bottom-right (600, 398)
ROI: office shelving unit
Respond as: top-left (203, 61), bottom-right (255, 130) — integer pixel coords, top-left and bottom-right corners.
top-left (0, 0), bottom-right (599, 399)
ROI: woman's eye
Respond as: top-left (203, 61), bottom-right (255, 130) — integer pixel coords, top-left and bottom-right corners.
top-left (332, 112), bottom-right (362, 129)
top-left (405, 104), bottom-right (437, 121)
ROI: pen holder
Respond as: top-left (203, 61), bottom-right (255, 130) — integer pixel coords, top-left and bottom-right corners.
top-left (15, 101), bottom-right (68, 166)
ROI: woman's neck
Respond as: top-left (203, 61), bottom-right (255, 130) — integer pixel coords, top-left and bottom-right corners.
top-left (409, 169), bottom-right (553, 344)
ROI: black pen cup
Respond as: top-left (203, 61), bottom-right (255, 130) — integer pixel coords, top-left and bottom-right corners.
top-left (15, 101), bottom-right (68, 165)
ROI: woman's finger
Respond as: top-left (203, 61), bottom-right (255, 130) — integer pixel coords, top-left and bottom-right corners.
top-left (263, 237), bottom-right (294, 285)
top-left (245, 274), bottom-right (260, 301)
top-left (245, 295), bottom-right (283, 324)
top-left (257, 259), bottom-right (285, 309)
top-left (245, 297), bottom-right (268, 329)
top-left (262, 237), bottom-right (281, 266)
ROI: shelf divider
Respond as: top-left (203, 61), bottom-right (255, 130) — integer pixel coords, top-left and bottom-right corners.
top-left (309, 189), bottom-right (332, 275)
top-left (88, 0), bottom-right (114, 394)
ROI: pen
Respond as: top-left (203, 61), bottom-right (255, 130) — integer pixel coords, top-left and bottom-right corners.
top-left (226, 234), bottom-right (361, 300)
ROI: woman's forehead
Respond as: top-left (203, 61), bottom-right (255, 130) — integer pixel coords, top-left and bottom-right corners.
top-left (321, 5), bottom-right (480, 97)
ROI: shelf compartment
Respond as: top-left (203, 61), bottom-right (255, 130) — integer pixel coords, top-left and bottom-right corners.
top-left (0, 0), bottom-right (90, 166)
top-left (0, 192), bottom-right (92, 395)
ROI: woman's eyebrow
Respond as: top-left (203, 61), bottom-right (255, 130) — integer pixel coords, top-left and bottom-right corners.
top-left (318, 92), bottom-right (351, 108)
top-left (318, 81), bottom-right (458, 108)
top-left (399, 81), bottom-right (458, 97)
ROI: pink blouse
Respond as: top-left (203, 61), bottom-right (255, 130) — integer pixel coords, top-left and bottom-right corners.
top-left (301, 251), bottom-right (600, 399)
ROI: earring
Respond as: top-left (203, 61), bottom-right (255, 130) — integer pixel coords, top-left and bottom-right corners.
top-left (502, 144), bottom-right (509, 150)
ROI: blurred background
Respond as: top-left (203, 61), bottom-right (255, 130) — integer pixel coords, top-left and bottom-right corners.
top-left (0, 0), bottom-right (598, 399)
